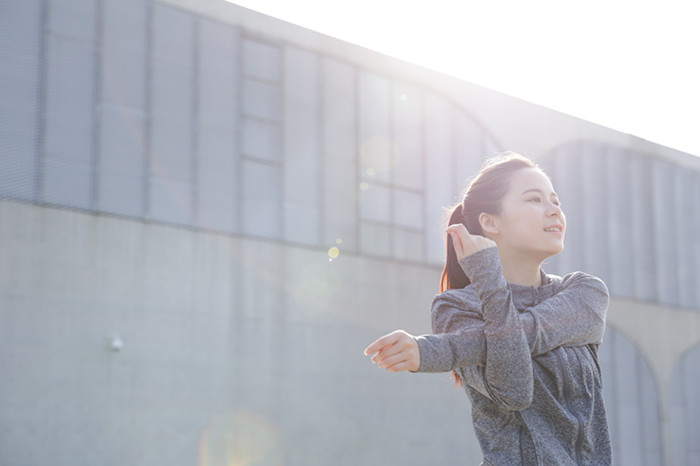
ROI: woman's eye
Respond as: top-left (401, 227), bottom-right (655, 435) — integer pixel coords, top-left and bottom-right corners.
top-left (528, 197), bottom-right (541, 203)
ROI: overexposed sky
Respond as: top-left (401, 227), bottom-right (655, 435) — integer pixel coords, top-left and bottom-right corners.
top-left (227, 0), bottom-right (700, 157)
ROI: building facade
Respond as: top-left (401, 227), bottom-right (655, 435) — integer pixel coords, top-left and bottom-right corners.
top-left (1, 0), bottom-right (699, 464)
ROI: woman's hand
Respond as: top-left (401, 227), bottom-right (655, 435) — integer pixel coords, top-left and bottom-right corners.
top-left (446, 223), bottom-right (497, 260)
top-left (363, 330), bottom-right (420, 372)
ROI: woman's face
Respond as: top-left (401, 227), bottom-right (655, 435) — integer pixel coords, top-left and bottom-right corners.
top-left (488, 168), bottom-right (566, 261)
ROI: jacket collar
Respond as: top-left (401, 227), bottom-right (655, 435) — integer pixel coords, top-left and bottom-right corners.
top-left (508, 269), bottom-right (558, 308)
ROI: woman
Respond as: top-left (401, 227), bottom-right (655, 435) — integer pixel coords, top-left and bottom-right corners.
top-left (364, 152), bottom-right (611, 465)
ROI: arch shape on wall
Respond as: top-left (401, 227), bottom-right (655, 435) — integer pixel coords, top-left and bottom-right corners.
top-left (669, 343), bottom-right (700, 466)
top-left (540, 140), bottom-right (700, 310)
top-left (354, 68), bottom-right (502, 265)
top-left (598, 324), bottom-right (662, 466)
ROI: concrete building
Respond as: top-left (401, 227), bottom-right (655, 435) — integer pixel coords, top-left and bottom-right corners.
top-left (1, 0), bottom-right (699, 464)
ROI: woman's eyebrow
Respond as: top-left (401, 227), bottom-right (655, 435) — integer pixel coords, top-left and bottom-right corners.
top-left (521, 188), bottom-right (559, 197)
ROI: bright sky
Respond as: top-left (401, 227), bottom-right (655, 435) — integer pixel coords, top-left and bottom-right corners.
top-left (227, 0), bottom-right (700, 157)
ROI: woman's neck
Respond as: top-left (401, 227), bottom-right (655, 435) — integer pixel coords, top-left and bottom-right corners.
top-left (498, 251), bottom-right (543, 287)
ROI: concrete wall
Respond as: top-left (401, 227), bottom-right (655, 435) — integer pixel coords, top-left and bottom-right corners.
top-left (1, 0), bottom-right (699, 465)
top-left (0, 199), bottom-right (479, 465)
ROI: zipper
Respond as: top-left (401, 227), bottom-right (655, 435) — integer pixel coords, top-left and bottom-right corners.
top-left (553, 348), bottom-right (585, 465)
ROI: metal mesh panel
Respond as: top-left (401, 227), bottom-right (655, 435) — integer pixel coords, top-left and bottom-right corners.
top-left (97, 170), bottom-right (145, 218)
top-left (599, 326), bottom-right (662, 465)
top-left (242, 160), bottom-right (281, 238)
top-left (283, 47), bottom-right (320, 245)
top-left (359, 71), bottom-right (391, 184)
top-left (242, 79), bottom-right (281, 121)
top-left (605, 147), bottom-right (634, 297)
top-left (675, 168), bottom-right (697, 307)
top-left (42, 3), bottom-right (96, 210)
top-left (42, 156), bottom-right (92, 209)
top-left (195, 18), bottom-right (239, 233)
top-left (148, 177), bottom-right (192, 225)
top-left (101, 0), bottom-right (147, 108)
top-left (321, 58), bottom-right (357, 252)
top-left (360, 222), bottom-right (391, 258)
top-left (0, 1), bottom-right (42, 202)
top-left (392, 83), bottom-right (423, 190)
top-left (670, 345), bottom-right (700, 465)
top-left (629, 153), bottom-right (657, 301)
top-left (453, 109), bottom-right (483, 190)
top-left (242, 38), bottom-right (281, 82)
top-left (394, 189), bottom-right (423, 230)
top-left (241, 118), bottom-right (281, 162)
top-left (652, 157), bottom-right (679, 305)
top-left (359, 183), bottom-right (391, 223)
top-left (148, 5), bottom-right (194, 224)
top-left (424, 94), bottom-right (455, 263)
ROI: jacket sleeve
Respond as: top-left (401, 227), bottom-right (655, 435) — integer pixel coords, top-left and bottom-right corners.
top-left (414, 299), bottom-right (486, 373)
top-left (456, 247), bottom-right (533, 411)
top-left (416, 271), bottom-right (609, 370)
top-left (520, 272), bottom-right (609, 354)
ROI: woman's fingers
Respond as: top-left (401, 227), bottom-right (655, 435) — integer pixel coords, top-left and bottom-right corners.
top-left (363, 331), bottom-right (401, 356)
top-left (446, 223), bottom-right (474, 259)
top-left (380, 356), bottom-right (416, 372)
top-left (446, 224), bottom-right (467, 258)
top-left (364, 330), bottom-right (420, 372)
top-left (370, 337), bottom-right (406, 365)
top-left (446, 223), bottom-right (496, 259)
top-left (378, 344), bottom-right (420, 372)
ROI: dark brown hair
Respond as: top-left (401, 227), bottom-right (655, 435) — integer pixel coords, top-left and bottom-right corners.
top-left (439, 152), bottom-right (539, 292)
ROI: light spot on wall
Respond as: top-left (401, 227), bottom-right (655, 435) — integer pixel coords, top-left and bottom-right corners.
top-left (291, 261), bottom-right (342, 318)
top-left (360, 136), bottom-right (399, 175)
top-left (198, 409), bottom-right (283, 466)
top-left (328, 246), bottom-right (340, 260)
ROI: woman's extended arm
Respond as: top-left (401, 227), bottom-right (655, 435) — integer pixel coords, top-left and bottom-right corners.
top-left (365, 228), bottom-right (534, 410)
top-left (416, 271), bottom-right (609, 372)
top-left (364, 225), bottom-right (496, 373)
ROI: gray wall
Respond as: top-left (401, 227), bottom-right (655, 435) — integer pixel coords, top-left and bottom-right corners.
top-left (0, 199), bottom-right (480, 465)
top-left (1, 0), bottom-right (700, 465)
top-left (542, 141), bottom-right (700, 308)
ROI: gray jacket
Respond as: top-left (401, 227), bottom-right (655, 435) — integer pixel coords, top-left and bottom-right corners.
top-left (416, 247), bottom-right (612, 465)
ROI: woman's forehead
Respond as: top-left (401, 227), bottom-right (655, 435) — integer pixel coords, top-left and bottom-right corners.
top-left (509, 168), bottom-right (555, 193)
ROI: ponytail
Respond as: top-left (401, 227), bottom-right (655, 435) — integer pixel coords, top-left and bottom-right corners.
top-left (439, 152), bottom-right (538, 293)
top-left (439, 205), bottom-right (471, 292)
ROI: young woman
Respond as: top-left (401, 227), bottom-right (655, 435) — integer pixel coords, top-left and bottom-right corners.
top-left (364, 152), bottom-right (611, 465)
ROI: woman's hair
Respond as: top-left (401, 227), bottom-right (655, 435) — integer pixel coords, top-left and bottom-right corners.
top-left (439, 152), bottom-right (539, 292)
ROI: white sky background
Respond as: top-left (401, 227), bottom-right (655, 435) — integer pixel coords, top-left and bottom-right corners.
top-left (227, 0), bottom-right (700, 157)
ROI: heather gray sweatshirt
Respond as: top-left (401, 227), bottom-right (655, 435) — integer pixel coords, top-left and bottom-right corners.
top-left (416, 247), bottom-right (612, 465)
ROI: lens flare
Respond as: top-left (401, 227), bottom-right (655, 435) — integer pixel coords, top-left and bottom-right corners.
top-left (198, 409), bottom-right (282, 466)
top-left (328, 247), bottom-right (339, 259)
top-left (289, 262), bottom-right (342, 318)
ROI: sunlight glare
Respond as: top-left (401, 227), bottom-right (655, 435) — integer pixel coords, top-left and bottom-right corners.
top-left (226, 0), bottom-right (700, 156)
top-left (198, 409), bottom-right (282, 466)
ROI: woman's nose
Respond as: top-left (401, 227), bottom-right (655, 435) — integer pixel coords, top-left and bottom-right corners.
top-left (547, 202), bottom-right (563, 216)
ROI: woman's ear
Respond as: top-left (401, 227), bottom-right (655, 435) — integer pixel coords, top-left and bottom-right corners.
top-left (478, 212), bottom-right (500, 236)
